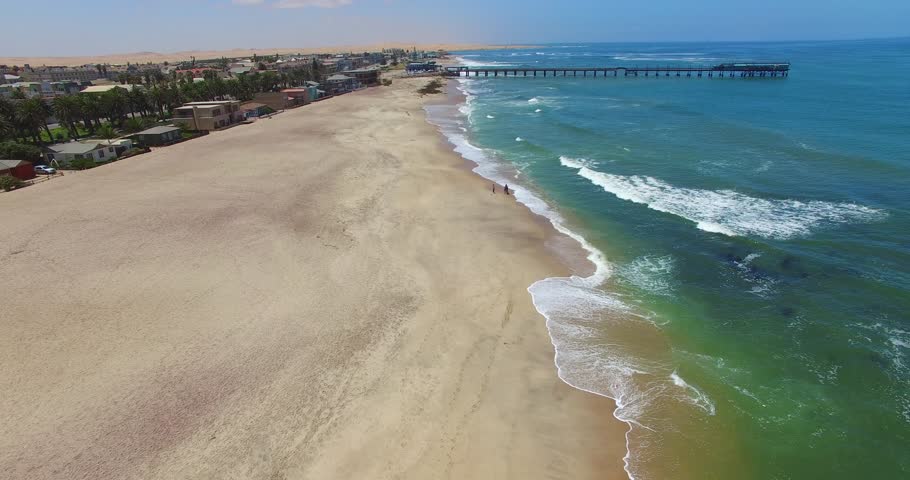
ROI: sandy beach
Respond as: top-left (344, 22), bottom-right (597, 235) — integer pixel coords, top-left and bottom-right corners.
top-left (0, 76), bottom-right (627, 479)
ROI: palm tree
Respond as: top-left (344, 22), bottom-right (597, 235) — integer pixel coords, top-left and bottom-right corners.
top-left (123, 117), bottom-right (144, 133)
top-left (96, 123), bottom-right (117, 146)
top-left (17, 98), bottom-right (53, 144)
top-left (53, 96), bottom-right (83, 140)
top-left (0, 97), bottom-right (17, 141)
top-left (78, 94), bottom-right (103, 133)
top-left (100, 88), bottom-right (128, 126)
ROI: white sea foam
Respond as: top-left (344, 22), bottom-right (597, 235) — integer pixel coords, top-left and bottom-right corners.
top-left (559, 156), bottom-right (886, 239)
top-left (618, 255), bottom-right (676, 297)
top-left (515, 137), bottom-right (524, 142)
top-left (535, 108), bottom-right (542, 113)
top-left (670, 372), bottom-right (717, 415)
top-left (528, 97), bottom-right (540, 104)
top-left (486, 114), bottom-right (495, 119)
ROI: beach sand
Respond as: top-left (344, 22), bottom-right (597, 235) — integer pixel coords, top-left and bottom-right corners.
top-left (0, 76), bottom-right (627, 479)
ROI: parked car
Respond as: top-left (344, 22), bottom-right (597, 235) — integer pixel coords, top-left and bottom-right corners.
top-left (35, 165), bottom-right (56, 175)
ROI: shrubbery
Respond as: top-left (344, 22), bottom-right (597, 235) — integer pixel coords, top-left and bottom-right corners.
top-left (0, 141), bottom-right (43, 162)
top-left (0, 175), bottom-right (25, 192)
top-left (382, 79), bottom-right (393, 87)
top-left (69, 157), bottom-right (96, 170)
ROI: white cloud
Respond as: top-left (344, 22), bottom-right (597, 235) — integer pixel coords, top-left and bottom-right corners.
top-left (232, 0), bottom-right (265, 5)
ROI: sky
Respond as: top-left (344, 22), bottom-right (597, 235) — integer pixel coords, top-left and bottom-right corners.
top-left (1, 0), bottom-right (908, 56)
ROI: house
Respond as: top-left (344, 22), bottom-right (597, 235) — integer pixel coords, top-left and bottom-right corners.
top-left (281, 88), bottom-right (310, 104)
top-left (0, 160), bottom-right (35, 180)
top-left (240, 102), bottom-right (272, 119)
top-left (171, 100), bottom-right (242, 131)
top-left (105, 138), bottom-right (134, 155)
top-left (252, 92), bottom-right (295, 111)
top-left (0, 82), bottom-right (52, 99)
top-left (80, 84), bottom-right (143, 94)
top-left (325, 74), bottom-right (356, 94)
top-left (229, 66), bottom-right (255, 77)
top-left (45, 142), bottom-right (118, 166)
top-left (130, 125), bottom-right (182, 147)
top-left (345, 68), bottom-right (381, 87)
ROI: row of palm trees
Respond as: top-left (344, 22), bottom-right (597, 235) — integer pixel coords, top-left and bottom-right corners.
top-left (0, 66), bottom-right (321, 146)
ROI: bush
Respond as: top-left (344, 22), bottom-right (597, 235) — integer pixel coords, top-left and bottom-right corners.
top-left (0, 141), bottom-right (43, 162)
top-left (69, 157), bottom-right (96, 170)
top-left (381, 78), bottom-right (393, 87)
top-left (0, 175), bottom-right (25, 192)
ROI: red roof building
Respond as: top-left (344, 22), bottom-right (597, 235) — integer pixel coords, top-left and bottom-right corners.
top-left (0, 160), bottom-right (35, 181)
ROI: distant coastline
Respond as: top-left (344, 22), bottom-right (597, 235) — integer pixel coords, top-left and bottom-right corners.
top-left (0, 43), bottom-right (538, 67)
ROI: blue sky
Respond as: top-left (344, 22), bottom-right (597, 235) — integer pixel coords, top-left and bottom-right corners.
top-left (3, 0), bottom-right (908, 56)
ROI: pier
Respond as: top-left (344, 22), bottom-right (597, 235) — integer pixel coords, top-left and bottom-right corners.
top-left (444, 62), bottom-right (790, 78)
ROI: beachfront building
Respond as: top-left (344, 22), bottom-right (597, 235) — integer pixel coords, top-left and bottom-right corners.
top-left (406, 62), bottom-right (440, 74)
top-left (129, 126), bottom-right (182, 147)
top-left (281, 88), bottom-right (311, 104)
top-left (240, 102), bottom-right (272, 119)
top-left (345, 68), bottom-right (381, 87)
top-left (325, 74), bottom-right (356, 95)
top-left (44, 142), bottom-right (118, 166)
top-left (0, 160), bottom-right (36, 181)
top-left (171, 100), bottom-right (242, 131)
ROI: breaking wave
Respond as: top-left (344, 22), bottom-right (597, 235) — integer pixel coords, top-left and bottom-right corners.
top-left (559, 156), bottom-right (886, 239)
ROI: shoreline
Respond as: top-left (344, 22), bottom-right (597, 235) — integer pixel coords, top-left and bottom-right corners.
top-left (1, 76), bottom-right (628, 478)
top-left (426, 75), bottom-right (639, 478)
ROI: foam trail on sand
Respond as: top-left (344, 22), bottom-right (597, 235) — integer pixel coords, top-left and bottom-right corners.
top-left (560, 156), bottom-right (886, 239)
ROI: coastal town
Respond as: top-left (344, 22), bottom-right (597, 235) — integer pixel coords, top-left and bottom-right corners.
top-left (0, 49), bottom-right (444, 190)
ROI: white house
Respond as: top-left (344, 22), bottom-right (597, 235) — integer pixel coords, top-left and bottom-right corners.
top-left (45, 141), bottom-right (119, 166)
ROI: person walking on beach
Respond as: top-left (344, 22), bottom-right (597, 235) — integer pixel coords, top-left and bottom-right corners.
top-left (492, 183), bottom-right (496, 194)
top-left (504, 184), bottom-right (510, 196)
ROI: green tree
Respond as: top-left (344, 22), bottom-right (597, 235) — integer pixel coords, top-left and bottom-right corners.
top-left (0, 141), bottom-right (42, 161)
top-left (123, 117), bottom-right (144, 133)
top-left (77, 94), bottom-right (103, 133)
top-left (100, 88), bottom-right (128, 126)
top-left (17, 98), bottom-right (52, 144)
top-left (53, 96), bottom-right (83, 140)
top-left (96, 123), bottom-right (118, 145)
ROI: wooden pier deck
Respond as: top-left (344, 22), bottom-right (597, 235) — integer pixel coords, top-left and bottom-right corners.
top-left (444, 62), bottom-right (790, 78)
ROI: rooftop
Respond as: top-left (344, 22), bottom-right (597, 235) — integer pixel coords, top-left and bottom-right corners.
top-left (47, 142), bottom-right (104, 154)
top-left (134, 125), bottom-right (182, 135)
top-left (0, 159), bottom-right (30, 169)
top-left (81, 84), bottom-right (142, 93)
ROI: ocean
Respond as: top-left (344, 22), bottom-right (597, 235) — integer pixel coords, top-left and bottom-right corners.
top-left (425, 38), bottom-right (910, 479)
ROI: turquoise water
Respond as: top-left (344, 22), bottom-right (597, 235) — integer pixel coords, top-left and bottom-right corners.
top-left (433, 39), bottom-right (910, 479)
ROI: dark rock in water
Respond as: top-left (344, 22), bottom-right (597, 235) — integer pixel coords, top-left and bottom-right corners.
top-left (780, 255), bottom-right (799, 270)
top-left (724, 253), bottom-right (744, 263)
top-left (867, 352), bottom-right (889, 368)
top-left (779, 306), bottom-right (796, 317)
